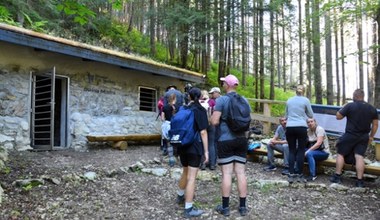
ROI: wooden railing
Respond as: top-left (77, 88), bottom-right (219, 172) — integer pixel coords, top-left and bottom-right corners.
top-left (246, 98), bottom-right (286, 134)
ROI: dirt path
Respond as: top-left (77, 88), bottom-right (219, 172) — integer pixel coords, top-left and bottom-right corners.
top-left (0, 145), bottom-right (379, 219)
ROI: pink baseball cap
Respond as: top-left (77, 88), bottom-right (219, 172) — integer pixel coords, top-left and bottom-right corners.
top-left (220, 74), bottom-right (239, 86)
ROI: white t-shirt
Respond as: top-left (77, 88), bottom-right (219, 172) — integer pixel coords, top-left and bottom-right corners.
top-left (307, 125), bottom-right (330, 153)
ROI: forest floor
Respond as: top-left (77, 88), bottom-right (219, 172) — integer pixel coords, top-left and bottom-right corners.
top-left (0, 144), bottom-right (379, 220)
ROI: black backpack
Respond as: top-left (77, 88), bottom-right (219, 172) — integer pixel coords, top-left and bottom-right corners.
top-left (225, 93), bottom-right (251, 133)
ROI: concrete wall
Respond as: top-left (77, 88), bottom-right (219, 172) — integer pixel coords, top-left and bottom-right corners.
top-left (0, 41), bottom-right (181, 151)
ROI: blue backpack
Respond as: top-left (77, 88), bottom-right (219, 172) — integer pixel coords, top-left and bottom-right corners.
top-left (169, 106), bottom-right (197, 147)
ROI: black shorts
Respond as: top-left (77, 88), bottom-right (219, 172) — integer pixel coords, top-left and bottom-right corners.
top-left (179, 152), bottom-right (202, 168)
top-left (217, 137), bottom-right (248, 165)
top-left (336, 133), bottom-right (369, 157)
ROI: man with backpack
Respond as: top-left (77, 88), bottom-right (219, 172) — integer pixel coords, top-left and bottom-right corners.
top-left (211, 74), bottom-right (251, 217)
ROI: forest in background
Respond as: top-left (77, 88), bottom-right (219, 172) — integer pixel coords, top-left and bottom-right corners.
top-left (0, 0), bottom-right (380, 108)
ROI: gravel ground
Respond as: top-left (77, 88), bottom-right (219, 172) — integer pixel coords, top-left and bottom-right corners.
top-left (0, 144), bottom-right (379, 220)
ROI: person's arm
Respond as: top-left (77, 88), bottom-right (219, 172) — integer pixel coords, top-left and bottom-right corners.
top-left (336, 111), bottom-right (344, 120)
top-left (369, 119), bottom-right (379, 144)
top-left (200, 129), bottom-right (209, 164)
top-left (211, 111), bottom-right (221, 126)
top-left (306, 101), bottom-right (314, 118)
top-left (161, 111), bottom-right (165, 121)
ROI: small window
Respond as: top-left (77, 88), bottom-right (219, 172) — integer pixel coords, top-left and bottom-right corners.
top-left (139, 86), bottom-right (157, 112)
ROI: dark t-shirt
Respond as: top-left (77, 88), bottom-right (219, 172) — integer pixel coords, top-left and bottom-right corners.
top-left (162, 104), bottom-right (175, 121)
top-left (178, 103), bottom-right (208, 156)
top-left (339, 101), bottom-right (378, 135)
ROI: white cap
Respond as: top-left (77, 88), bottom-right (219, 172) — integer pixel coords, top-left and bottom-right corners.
top-left (208, 87), bottom-right (221, 94)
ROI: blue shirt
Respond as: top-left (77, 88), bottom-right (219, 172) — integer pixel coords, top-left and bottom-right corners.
top-left (285, 95), bottom-right (313, 128)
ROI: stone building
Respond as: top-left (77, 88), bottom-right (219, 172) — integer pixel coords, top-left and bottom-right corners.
top-left (0, 23), bottom-right (205, 151)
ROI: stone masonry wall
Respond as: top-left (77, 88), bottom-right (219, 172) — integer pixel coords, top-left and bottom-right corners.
top-left (0, 42), bottom-right (178, 151)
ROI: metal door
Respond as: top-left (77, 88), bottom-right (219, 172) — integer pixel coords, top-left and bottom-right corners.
top-left (31, 67), bottom-right (56, 150)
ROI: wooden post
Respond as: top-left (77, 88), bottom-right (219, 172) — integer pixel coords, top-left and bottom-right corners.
top-left (263, 103), bottom-right (271, 135)
top-left (376, 142), bottom-right (380, 161)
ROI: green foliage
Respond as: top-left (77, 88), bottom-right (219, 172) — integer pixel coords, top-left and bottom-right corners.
top-left (57, 0), bottom-right (96, 25)
top-left (0, 6), bottom-right (15, 24)
top-left (22, 12), bottom-right (47, 32)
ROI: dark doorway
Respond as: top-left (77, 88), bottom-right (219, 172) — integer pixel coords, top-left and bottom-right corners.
top-left (31, 68), bottom-right (68, 150)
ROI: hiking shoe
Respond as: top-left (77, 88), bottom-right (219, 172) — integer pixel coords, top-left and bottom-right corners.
top-left (215, 205), bottom-right (230, 217)
top-left (264, 165), bottom-right (277, 171)
top-left (239, 206), bottom-right (248, 216)
top-left (355, 179), bottom-right (364, 188)
top-left (281, 168), bottom-right (290, 175)
top-left (184, 207), bottom-right (204, 218)
top-left (330, 173), bottom-right (342, 184)
top-left (176, 194), bottom-right (185, 204)
top-left (288, 174), bottom-right (296, 184)
top-left (307, 176), bottom-right (317, 182)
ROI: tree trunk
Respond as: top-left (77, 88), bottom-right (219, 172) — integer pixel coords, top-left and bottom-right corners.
top-left (259, 0), bottom-right (265, 104)
top-left (282, 7), bottom-right (287, 92)
top-left (305, 0), bottom-right (312, 99)
top-left (298, 0), bottom-right (303, 84)
top-left (334, 8), bottom-right (341, 106)
top-left (312, 0), bottom-right (322, 104)
top-left (149, 0), bottom-right (156, 57)
top-left (325, 10), bottom-right (334, 105)
top-left (340, 7), bottom-right (346, 104)
top-left (253, 0), bottom-right (259, 111)
top-left (241, 0), bottom-right (247, 87)
top-left (218, 0), bottom-right (226, 79)
top-left (269, 1), bottom-right (275, 100)
top-left (179, 0), bottom-right (190, 68)
top-left (357, 1), bottom-right (364, 89)
top-left (375, 10), bottom-right (380, 108)
top-left (369, 17), bottom-right (377, 105)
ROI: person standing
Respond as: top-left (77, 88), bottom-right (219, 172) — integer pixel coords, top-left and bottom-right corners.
top-left (285, 85), bottom-right (313, 183)
top-left (305, 118), bottom-right (330, 181)
top-left (206, 87), bottom-right (221, 170)
top-left (211, 75), bottom-right (249, 217)
top-left (330, 89), bottom-right (378, 187)
top-left (164, 85), bottom-right (184, 110)
top-left (175, 87), bottom-right (209, 218)
top-left (264, 117), bottom-right (290, 175)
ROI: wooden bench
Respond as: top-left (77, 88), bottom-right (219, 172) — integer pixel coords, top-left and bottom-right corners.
top-left (86, 134), bottom-right (161, 150)
top-left (248, 144), bottom-right (380, 176)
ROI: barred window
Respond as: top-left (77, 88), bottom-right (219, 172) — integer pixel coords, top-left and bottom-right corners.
top-left (139, 86), bottom-right (157, 112)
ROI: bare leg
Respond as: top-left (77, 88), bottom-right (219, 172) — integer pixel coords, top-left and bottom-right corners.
top-left (220, 163), bottom-right (234, 197)
top-left (354, 154), bottom-right (365, 179)
top-left (335, 154), bottom-right (345, 175)
top-left (179, 167), bottom-right (188, 189)
top-left (185, 166), bottom-right (199, 202)
top-left (234, 163), bottom-right (247, 198)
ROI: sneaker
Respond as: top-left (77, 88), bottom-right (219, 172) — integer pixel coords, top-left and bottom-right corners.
top-left (209, 165), bottom-right (216, 170)
top-left (288, 174), bottom-right (296, 184)
top-left (184, 207), bottom-right (204, 218)
top-left (200, 163), bottom-right (206, 170)
top-left (169, 157), bottom-right (175, 167)
top-left (330, 173), bottom-right (342, 184)
top-left (215, 204), bottom-right (230, 217)
top-left (264, 165), bottom-right (277, 171)
top-left (355, 179), bottom-right (364, 188)
top-left (239, 206), bottom-right (248, 216)
top-left (307, 176), bottom-right (317, 182)
top-left (297, 174), bottom-right (307, 183)
top-left (176, 194), bottom-right (185, 204)
top-left (281, 168), bottom-right (290, 175)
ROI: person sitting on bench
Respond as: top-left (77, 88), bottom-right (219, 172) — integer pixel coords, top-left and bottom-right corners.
top-left (264, 117), bottom-right (290, 175)
top-left (305, 118), bottom-right (330, 181)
